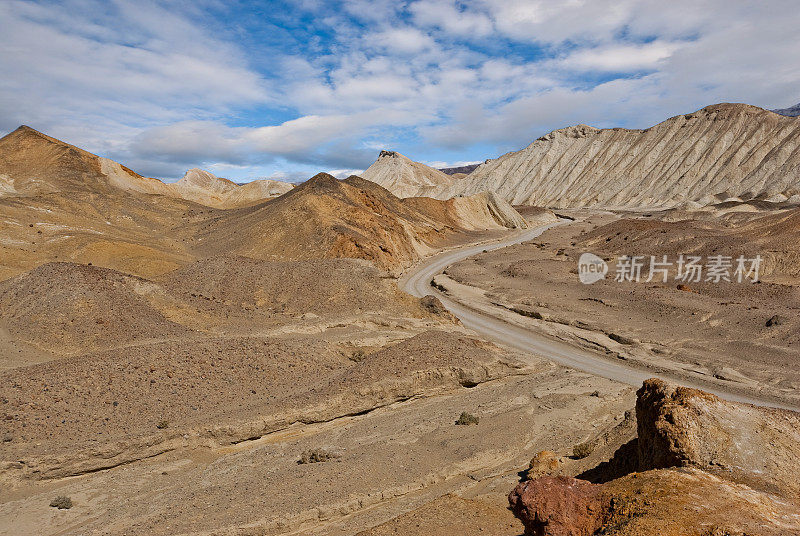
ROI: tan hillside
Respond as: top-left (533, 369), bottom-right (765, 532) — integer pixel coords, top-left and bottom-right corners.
top-left (170, 168), bottom-right (238, 204)
top-left (0, 127), bottom-right (525, 282)
top-left (361, 150), bottom-right (455, 198)
top-left (0, 126), bottom-right (173, 197)
top-left (170, 168), bottom-right (293, 208)
top-left (0, 262), bottom-right (192, 354)
top-left (192, 173), bottom-right (526, 273)
top-left (442, 104), bottom-right (800, 208)
top-left (222, 177), bottom-right (293, 206)
top-left (0, 126), bottom-right (292, 208)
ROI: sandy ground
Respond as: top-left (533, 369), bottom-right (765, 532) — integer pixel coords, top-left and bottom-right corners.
top-left (1, 357), bottom-right (632, 535)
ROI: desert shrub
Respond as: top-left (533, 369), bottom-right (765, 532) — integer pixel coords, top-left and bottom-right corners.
top-left (349, 349), bottom-right (366, 362)
top-left (298, 448), bottom-right (338, 464)
top-left (50, 496), bottom-right (73, 509)
top-left (573, 441), bottom-right (595, 459)
top-left (455, 412), bottom-right (479, 426)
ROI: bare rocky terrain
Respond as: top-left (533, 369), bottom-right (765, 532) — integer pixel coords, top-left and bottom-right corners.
top-left (0, 124), bottom-right (625, 535)
top-left (2, 104), bottom-right (800, 536)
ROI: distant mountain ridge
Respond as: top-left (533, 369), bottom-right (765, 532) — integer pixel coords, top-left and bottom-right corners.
top-left (438, 163), bottom-right (481, 175)
top-left (772, 102), bottom-right (800, 117)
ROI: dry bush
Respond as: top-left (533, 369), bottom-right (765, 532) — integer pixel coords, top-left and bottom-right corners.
top-left (298, 448), bottom-right (339, 464)
top-left (50, 496), bottom-right (73, 509)
top-left (455, 412), bottom-right (480, 426)
top-left (573, 441), bottom-right (595, 459)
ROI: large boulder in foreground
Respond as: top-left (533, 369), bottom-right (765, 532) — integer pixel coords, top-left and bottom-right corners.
top-left (509, 468), bottom-right (800, 536)
top-left (509, 379), bottom-right (800, 535)
top-left (636, 378), bottom-right (800, 497)
top-left (508, 476), bottom-right (608, 536)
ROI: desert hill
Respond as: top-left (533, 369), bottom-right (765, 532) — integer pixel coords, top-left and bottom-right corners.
top-left (0, 126), bottom-right (292, 208)
top-left (361, 150), bottom-right (455, 198)
top-left (191, 172), bottom-right (526, 273)
top-left (171, 168), bottom-right (293, 208)
top-left (0, 256), bottom-right (442, 360)
top-left (163, 255), bottom-right (423, 317)
top-left (0, 126), bottom-right (173, 197)
top-left (440, 103), bottom-right (800, 208)
top-left (0, 262), bottom-right (192, 354)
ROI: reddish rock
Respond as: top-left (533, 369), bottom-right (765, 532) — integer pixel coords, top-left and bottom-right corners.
top-left (508, 476), bottom-right (609, 536)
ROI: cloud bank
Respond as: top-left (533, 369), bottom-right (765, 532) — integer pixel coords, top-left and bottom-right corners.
top-left (1, 0), bottom-right (798, 181)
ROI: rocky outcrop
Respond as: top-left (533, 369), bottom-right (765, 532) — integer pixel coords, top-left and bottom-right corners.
top-left (510, 379), bottom-right (800, 535)
top-left (508, 476), bottom-right (608, 536)
top-left (442, 103), bottom-right (800, 208)
top-left (361, 150), bottom-right (454, 198)
top-left (636, 378), bottom-right (800, 497)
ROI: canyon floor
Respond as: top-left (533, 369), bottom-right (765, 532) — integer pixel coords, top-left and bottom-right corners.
top-left (2, 199), bottom-right (799, 535)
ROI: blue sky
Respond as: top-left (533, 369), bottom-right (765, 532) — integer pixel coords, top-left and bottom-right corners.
top-left (1, 0), bottom-right (799, 182)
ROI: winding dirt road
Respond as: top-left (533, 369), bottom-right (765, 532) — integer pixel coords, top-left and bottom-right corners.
top-left (400, 221), bottom-right (798, 410)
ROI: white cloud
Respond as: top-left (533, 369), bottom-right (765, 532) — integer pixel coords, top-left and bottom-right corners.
top-left (372, 27), bottom-right (437, 54)
top-left (558, 41), bottom-right (681, 72)
top-left (0, 0), bottom-right (266, 160)
top-left (409, 0), bottom-right (493, 37)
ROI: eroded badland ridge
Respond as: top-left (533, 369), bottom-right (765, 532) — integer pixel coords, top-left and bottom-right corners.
top-left (365, 104), bottom-right (800, 209)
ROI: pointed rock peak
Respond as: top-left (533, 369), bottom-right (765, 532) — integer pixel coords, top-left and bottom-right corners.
top-left (296, 172), bottom-right (343, 192)
top-left (1, 124), bottom-right (78, 149)
top-left (7, 125), bottom-right (46, 139)
top-left (13, 125), bottom-right (39, 135)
